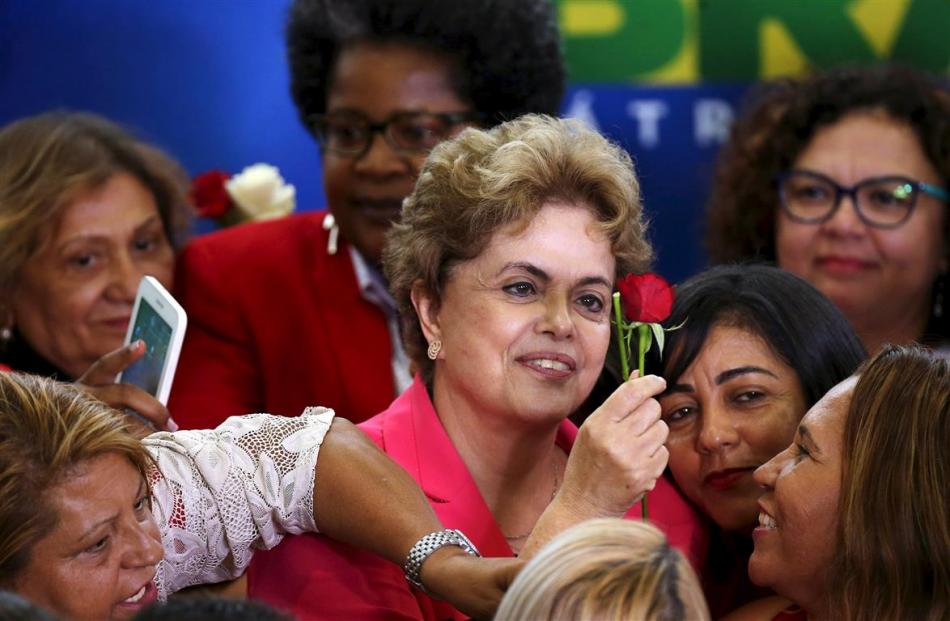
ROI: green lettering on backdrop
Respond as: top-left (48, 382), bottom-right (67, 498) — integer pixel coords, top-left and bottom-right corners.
top-left (699, 0), bottom-right (875, 79)
top-left (891, 0), bottom-right (950, 72)
top-left (558, 0), bottom-right (949, 83)
top-left (559, 0), bottom-right (688, 80)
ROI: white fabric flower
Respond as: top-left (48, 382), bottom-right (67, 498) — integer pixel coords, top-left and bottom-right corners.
top-left (225, 163), bottom-right (295, 221)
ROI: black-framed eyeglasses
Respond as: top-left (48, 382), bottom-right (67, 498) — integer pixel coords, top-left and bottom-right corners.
top-left (309, 109), bottom-right (479, 158)
top-left (777, 169), bottom-right (949, 229)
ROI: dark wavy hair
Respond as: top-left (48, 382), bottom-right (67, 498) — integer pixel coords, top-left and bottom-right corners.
top-left (706, 63), bottom-right (950, 263)
top-left (705, 64), bottom-right (950, 342)
top-left (653, 265), bottom-right (866, 409)
top-left (285, 0), bottom-right (565, 132)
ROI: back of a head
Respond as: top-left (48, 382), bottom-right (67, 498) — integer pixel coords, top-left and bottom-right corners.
top-left (835, 345), bottom-right (949, 621)
top-left (0, 373), bottom-right (149, 588)
top-left (285, 0), bottom-right (565, 128)
top-left (0, 590), bottom-right (58, 621)
top-left (658, 264), bottom-right (866, 407)
top-left (495, 519), bottom-right (709, 621)
top-left (132, 597), bottom-right (293, 621)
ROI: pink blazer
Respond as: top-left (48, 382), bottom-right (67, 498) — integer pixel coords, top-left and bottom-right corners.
top-left (168, 213), bottom-right (396, 429)
top-left (247, 377), bottom-right (706, 621)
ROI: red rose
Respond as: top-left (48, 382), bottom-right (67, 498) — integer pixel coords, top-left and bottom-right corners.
top-left (617, 273), bottom-right (674, 323)
top-left (189, 170), bottom-right (232, 218)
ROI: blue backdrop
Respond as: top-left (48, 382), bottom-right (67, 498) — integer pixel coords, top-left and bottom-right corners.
top-left (2, 0), bottom-right (748, 282)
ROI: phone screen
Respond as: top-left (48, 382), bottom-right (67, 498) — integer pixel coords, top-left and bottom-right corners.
top-left (122, 298), bottom-right (173, 397)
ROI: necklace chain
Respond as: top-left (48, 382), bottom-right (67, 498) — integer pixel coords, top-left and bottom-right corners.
top-left (502, 453), bottom-right (560, 541)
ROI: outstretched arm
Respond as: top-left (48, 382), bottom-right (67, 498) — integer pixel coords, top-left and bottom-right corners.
top-left (313, 418), bottom-right (522, 619)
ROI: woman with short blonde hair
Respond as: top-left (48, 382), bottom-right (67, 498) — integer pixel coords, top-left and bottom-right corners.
top-left (387, 114), bottom-right (652, 382)
top-left (496, 518), bottom-right (709, 620)
top-left (249, 115), bottom-right (701, 620)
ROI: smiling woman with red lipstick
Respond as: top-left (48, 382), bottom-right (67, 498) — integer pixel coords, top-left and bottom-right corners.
top-left (651, 265), bottom-right (866, 617)
top-left (247, 115), bottom-right (705, 620)
top-left (707, 64), bottom-right (950, 356)
top-left (728, 345), bottom-right (949, 621)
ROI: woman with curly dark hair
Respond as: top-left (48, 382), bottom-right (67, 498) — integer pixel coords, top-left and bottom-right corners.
top-left (168, 0), bottom-right (566, 428)
top-left (706, 64), bottom-right (950, 355)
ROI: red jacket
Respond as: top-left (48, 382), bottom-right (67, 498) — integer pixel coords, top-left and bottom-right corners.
top-left (247, 376), bottom-right (706, 621)
top-left (168, 213), bottom-right (396, 428)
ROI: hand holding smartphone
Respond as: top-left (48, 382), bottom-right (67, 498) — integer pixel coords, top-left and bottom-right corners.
top-left (118, 276), bottom-right (187, 405)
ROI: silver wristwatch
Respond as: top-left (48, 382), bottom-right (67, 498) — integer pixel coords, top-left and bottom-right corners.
top-left (403, 528), bottom-right (481, 593)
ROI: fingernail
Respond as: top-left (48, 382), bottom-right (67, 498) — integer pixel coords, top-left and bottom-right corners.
top-left (167, 418), bottom-right (179, 432)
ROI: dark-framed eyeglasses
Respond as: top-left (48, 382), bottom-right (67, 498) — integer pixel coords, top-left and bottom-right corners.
top-left (777, 169), bottom-right (949, 229)
top-left (309, 109), bottom-right (479, 158)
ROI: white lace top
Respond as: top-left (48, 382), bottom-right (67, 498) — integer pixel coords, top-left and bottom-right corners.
top-left (144, 407), bottom-right (334, 598)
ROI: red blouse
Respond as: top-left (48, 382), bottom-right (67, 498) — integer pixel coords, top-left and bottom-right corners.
top-left (248, 376), bottom-right (707, 620)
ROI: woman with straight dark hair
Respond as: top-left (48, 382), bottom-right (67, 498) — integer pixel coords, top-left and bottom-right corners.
top-left (650, 264), bottom-right (866, 616)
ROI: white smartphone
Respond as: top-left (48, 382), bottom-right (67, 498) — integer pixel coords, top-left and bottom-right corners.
top-left (118, 276), bottom-right (187, 405)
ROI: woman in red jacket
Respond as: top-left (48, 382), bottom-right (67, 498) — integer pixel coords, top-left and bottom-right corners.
top-left (168, 0), bottom-right (567, 428)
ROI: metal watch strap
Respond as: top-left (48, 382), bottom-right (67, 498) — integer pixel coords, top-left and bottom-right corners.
top-left (404, 528), bottom-right (481, 593)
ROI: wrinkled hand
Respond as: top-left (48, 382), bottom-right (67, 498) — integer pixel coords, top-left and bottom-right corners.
top-left (419, 547), bottom-right (524, 620)
top-left (557, 373), bottom-right (669, 518)
top-left (76, 340), bottom-right (177, 437)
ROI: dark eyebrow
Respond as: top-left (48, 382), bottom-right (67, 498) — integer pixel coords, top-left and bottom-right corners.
top-left (663, 383), bottom-right (694, 396)
top-left (134, 215), bottom-right (164, 232)
top-left (76, 514), bottom-right (116, 548)
top-left (715, 366), bottom-right (778, 385)
top-left (501, 262), bottom-right (549, 282)
top-left (500, 262), bottom-right (611, 290)
top-left (579, 275), bottom-right (613, 290)
top-left (76, 477), bottom-right (146, 545)
top-left (798, 424), bottom-right (822, 455)
top-left (60, 215), bottom-right (164, 248)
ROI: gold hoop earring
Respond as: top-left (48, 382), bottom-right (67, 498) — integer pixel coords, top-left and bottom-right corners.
top-left (427, 340), bottom-right (442, 360)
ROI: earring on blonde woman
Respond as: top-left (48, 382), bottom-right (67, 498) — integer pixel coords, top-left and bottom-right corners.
top-left (427, 340), bottom-right (442, 360)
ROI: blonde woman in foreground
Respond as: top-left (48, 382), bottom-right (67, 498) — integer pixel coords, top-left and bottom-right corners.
top-left (495, 518), bottom-right (710, 621)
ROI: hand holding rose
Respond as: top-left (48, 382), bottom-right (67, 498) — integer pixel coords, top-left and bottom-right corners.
top-left (519, 373), bottom-right (669, 558)
top-left (557, 373), bottom-right (669, 517)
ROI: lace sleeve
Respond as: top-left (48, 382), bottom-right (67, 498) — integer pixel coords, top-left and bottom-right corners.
top-left (144, 407), bottom-right (334, 597)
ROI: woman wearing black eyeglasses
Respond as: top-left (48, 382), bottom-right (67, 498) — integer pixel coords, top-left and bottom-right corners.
top-left (706, 63), bottom-right (950, 355)
top-left (167, 0), bottom-right (566, 429)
